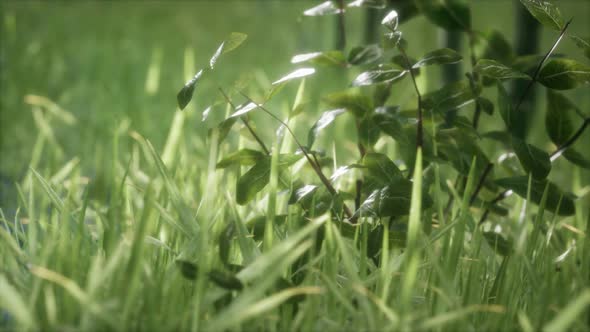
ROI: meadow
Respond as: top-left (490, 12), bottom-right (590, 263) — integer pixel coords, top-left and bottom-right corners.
top-left (1, 1), bottom-right (590, 331)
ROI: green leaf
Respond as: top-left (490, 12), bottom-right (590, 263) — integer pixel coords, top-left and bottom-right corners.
top-left (237, 159), bottom-right (271, 205)
top-left (374, 113), bottom-right (411, 146)
top-left (511, 136), bottom-right (551, 179)
top-left (362, 153), bottom-right (403, 185)
top-left (216, 149), bottom-right (266, 168)
top-left (303, 1), bottom-right (342, 16)
top-left (519, 0), bottom-right (564, 31)
top-left (348, 0), bottom-right (385, 9)
top-left (381, 10), bottom-right (399, 31)
top-left (214, 116), bottom-right (239, 144)
top-left (291, 51), bottom-right (346, 67)
top-left (483, 231), bottom-right (513, 256)
top-left (210, 32), bottom-right (248, 69)
top-left (177, 69), bottom-right (204, 110)
top-left (497, 83), bottom-right (525, 137)
top-left (352, 64), bottom-right (407, 86)
top-left (562, 149), bottom-right (590, 169)
top-left (176, 260), bottom-right (199, 280)
top-left (474, 59), bottom-right (531, 81)
top-left (358, 115), bottom-right (381, 147)
top-left (208, 269), bottom-right (244, 291)
top-left (236, 155), bottom-right (302, 205)
top-left (473, 30), bottom-right (514, 65)
top-left (494, 176), bottom-right (576, 216)
top-left (545, 90), bottom-right (576, 145)
top-left (229, 101), bottom-right (261, 118)
top-left (382, 31), bottom-right (403, 50)
top-left (412, 48), bottom-right (462, 69)
top-left (355, 179), bottom-right (433, 218)
top-left (288, 184), bottom-right (319, 204)
top-left (422, 79), bottom-right (479, 113)
top-left (570, 35), bottom-right (590, 59)
top-left (307, 109), bottom-right (347, 148)
top-left (272, 68), bottom-right (316, 85)
top-left (246, 215), bottom-right (288, 241)
top-left (538, 59), bottom-right (590, 90)
top-left (348, 44), bottom-right (383, 65)
top-left (222, 32), bottom-right (248, 54)
top-left (477, 97), bottom-right (494, 115)
top-left (391, 54), bottom-right (418, 71)
top-left (323, 89), bottom-right (373, 117)
top-left (415, 0), bottom-right (471, 31)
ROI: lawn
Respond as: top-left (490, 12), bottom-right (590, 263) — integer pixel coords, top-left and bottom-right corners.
top-left (1, 1), bottom-right (590, 331)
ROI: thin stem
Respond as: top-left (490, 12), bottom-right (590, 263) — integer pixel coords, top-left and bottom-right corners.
top-left (513, 18), bottom-right (572, 113)
top-left (335, 0), bottom-right (346, 51)
top-left (467, 32), bottom-right (482, 129)
top-left (238, 91), bottom-right (355, 221)
top-left (469, 162), bottom-right (494, 205)
top-left (397, 47), bottom-right (423, 150)
top-left (218, 88), bottom-right (270, 155)
top-left (550, 118), bottom-right (590, 161)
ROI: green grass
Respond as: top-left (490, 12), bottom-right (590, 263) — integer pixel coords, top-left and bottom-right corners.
top-left (2, 1), bottom-right (590, 331)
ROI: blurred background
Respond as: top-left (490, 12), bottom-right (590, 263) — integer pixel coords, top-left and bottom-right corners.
top-left (1, 0), bottom-right (589, 214)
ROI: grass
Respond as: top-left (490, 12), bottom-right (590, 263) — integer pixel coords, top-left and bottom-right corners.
top-left (1, 1), bottom-right (590, 331)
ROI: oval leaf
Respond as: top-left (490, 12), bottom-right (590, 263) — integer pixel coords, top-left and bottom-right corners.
top-left (323, 89), bottom-right (373, 117)
top-left (272, 68), bottom-right (316, 85)
top-left (210, 33), bottom-right (248, 69)
top-left (545, 90), bottom-right (576, 145)
top-left (422, 79), bottom-right (479, 112)
top-left (177, 70), bottom-right (204, 110)
top-left (355, 180), bottom-right (433, 218)
top-left (473, 30), bottom-right (514, 65)
top-left (291, 51), bottom-right (346, 66)
top-left (413, 48), bottom-right (463, 69)
top-left (217, 149), bottom-right (266, 169)
top-left (483, 231), bottom-right (513, 256)
top-left (230, 101), bottom-right (261, 118)
top-left (352, 65), bottom-right (407, 86)
top-left (511, 136), bottom-right (551, 179)
top-left (382, 31), bottom-right (403, 50)
top-left (415, 0), bottom-right (471, 31)
top-left (562, 149), bottom-right (590, 169)
top-left (362, 153), bottom-right (403, 184)
top-left (474, 59), bottom-right (531, 80)
top-left (236, 160), bottom-right (271, 205)
top-left (208, 269), bottom-right (244, 290)
top-left (519, 0), bottom-right (564, 31)
top-left (307, 109), bottom-right (347, 148)
top-left (176, 260), bottom-right (199, 280)
top-left (348, 44), bottom-right (383, 66)
top-left (494, 176), bottom-right (576, 216)
top-left (570, 35), bottom-right (590, 60)
top-left (497, 83), bottom-right (526, 138)
top-left (538, 59), bottom-right (590, 90)
top-left (381, 10), bottom-right (399, 31)
top-left (303, 1), bottom-right (343, 16)
top-left (348, 0), bottom-right (385, 9)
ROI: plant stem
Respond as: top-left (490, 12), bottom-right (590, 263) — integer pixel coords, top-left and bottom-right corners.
top-left (335, 0), bottom-right (346, 51)
top-left (218, 88), bottom-right (270, 155)
top-left (469, 162), bottom-right (494, 205)
top-left (238, 91), bottom-right (355, 221)
top-left (550, 118), bottom-right (590, 161)
top-left (513, 18), bottom-right (572, 114)
top-left (397, 47), bottom-right (423, 150)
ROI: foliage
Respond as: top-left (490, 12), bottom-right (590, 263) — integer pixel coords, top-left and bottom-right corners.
top-left (1, 1), bottom-right (590, 331)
